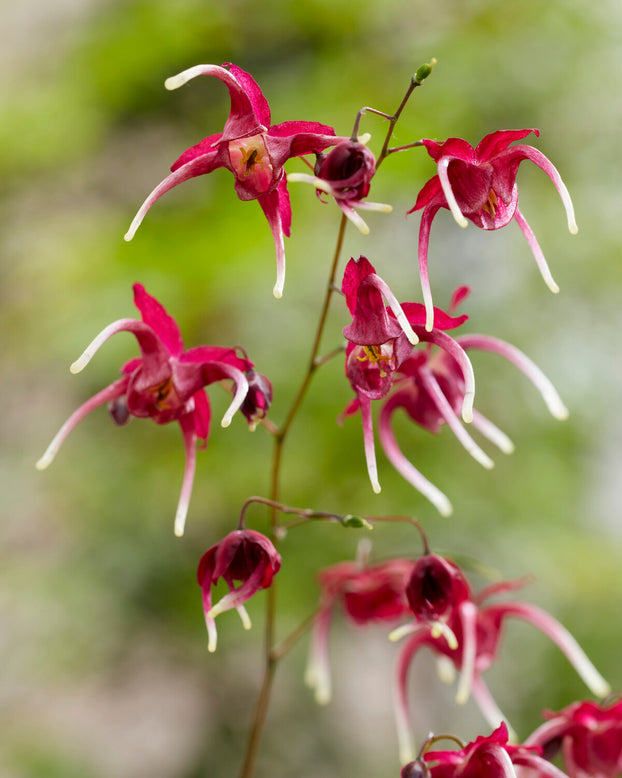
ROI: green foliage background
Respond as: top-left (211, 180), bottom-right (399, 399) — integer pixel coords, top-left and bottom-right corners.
top-left (2, 0), bottom-right (621, 776)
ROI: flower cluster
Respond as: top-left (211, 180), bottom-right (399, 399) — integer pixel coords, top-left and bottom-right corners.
top-left (37, 58), bottom-right (615, 778)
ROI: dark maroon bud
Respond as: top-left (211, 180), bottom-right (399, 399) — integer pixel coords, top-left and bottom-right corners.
top-left (406, 554), bottom-right (470, 621)
top-left (314, 140), bottom-right (376, 201)
top-left (240, 370), bottom-right (273, 429)
top-left (400, 759), bottom-right (431, 778)
top-left (108, 396), bottom-right (131, 426)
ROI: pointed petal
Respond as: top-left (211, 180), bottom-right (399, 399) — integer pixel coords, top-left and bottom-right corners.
top-left (368, 274), bottom-right (418, 344)
top-left (438, 157), bottom-right (469, 228)
top-left (378, 402), bottom-right (453, 516)
top-left (507, 144), bottom-right (578, 234)
top-left (456, 333), bottom-right (568, 420)
top-left (36, 379), bottom-right (129, 470)
top-left (124, 151), bottom-right (224, 241)
top-left (424, 329), bottom-right (475, 423)
top-left (70, 319), bottom-right (163, 374)
top-left (513, 208), bottom-right (560, 293)
top-left (419, 368), bottom-right (494, 470)
top-left (132, 284), bottom-right (184, 356)
top-left (174, 414), bottom-right (198, 537)
top-left (474, 129), bottom-right (538, 162)
top-left (360, 395), bottom-right (381, 494)
top-left (165, 64), bottom-right (267, 140)
top-left (471, 410), bottom-right (515, 454)
top-left (485, 602), bottom-right (611, 698)
top-left (416, 204), bottom-right (440, 332)
top-left (422, 137), bottom-right (476, 163)
top-left (257, 189), bottom-right (286, 298)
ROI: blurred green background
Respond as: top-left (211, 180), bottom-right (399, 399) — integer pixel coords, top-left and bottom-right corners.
top-left (2, 0), bottom-right (622, 776)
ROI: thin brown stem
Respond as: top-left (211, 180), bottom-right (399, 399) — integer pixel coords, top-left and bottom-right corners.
top-left (237, 213), bottom-right (349, 778)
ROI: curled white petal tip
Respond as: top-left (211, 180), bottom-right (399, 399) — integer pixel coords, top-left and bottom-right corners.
top-left (173, 515), bottom-right (186, 538)
top-left (164, 74), bottom-right (187, 91)
top-left (220, 416), bottom-right (232, 428)
top-left (438, 498), bottom-right (453, 517)
top-left (237, 605), bottom-right (252, 631)
top-left (569, 220), bottom-right (579, 235)
top-left (207, 636), bottom-right (217, 653)
top-left (358, 132), bottom-right (372, 145)
top-left (70, 356), bottom-right (89, 374)
top-left (314, 688), bottom-right (331, 706)
top-left (461, 395), bottom-right (474, 424)
top-left (388, 623), bottom-right (417, 643)
top-left (35, 454), bottom-right (53, 471)
top-left (371, 480), bottom-right (381, 495)
top-left (272, 286), bottom-right (283, 299)
top-left (554, 403), bottom-right (569, 421)
top-left (123, 232), bottom-right (133, 242)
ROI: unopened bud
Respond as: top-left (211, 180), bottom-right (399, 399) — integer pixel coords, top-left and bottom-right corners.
top-left (401, 759), bottom-right (431, 778)
top-left (413, 58), bottom-right (437, 85)
top-left (342, 515), bottom-right (372, 529)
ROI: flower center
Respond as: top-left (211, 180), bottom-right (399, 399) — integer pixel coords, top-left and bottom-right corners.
top-left (149, 377), bottom-right (179, 411)
top-left (228, 135), bottom-right (274, 195)
top-left (481, 188), bottom-right (498, 218)
top-left (357, 344), bottom-right (393, 377)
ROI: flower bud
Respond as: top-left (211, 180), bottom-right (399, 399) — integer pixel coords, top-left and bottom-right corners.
top-left (406, 554), bottom-right (470, 621)
top-left (314, 140), bottom-right (376, 202)
top-left (400, 759), bottom-right (431, 778)
top-left (240, 369), bottom-right (273, 428)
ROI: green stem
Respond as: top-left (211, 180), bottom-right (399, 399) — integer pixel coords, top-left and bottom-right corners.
top-left (237, 213), bottom-right (348, 778)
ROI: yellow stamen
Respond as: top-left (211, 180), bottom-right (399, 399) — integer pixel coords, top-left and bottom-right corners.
top-left (357, 345), bottom-right (392, 377)
top-left (482, 188), bottom-right (498, 218)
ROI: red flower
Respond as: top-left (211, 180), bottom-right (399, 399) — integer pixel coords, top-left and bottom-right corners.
top-left (410, 129), bottom-right (578, 330)
top-left (124, 63), bottom-right (343, 298)
top-left (288, 138), bottom-right (392, 233)
top-left (36, 284), bottom-right (262, 536)
top-left (306, 547), bottom-right (414, 704)
top-left (198, 529), bottom-right (281, 653)
top-left (392, 555), bottom-right (610, 763)
top-left (526, 699), bottom-right (622, 778)
top-left (416, 723), bottom-right (569, 778)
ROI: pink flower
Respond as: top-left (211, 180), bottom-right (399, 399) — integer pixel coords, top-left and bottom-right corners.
top-left (198, 529), bottom-right (281, 653)
top-left (36, 284), bottom-right (262, 537)
top-left (410, 129), bottom-right (578, 330)
top-left (124, 63), bottom-right (343, 298)
top-left (340, 262), bottom-right (567, 515)
top-left (340, 257), bottom-right (473, 507)
top-left (288, 138), bottom-right (392, 233)
top-left (409, 723), bottom-right (571, 778)
top-left (306, 546), bottom-right (414, 704)
top-left (526, 699), bottom-right (622, 778)
top-left (392, 554), bottom-right (610, 763)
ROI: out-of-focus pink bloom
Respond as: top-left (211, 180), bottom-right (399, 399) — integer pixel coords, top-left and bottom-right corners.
top-left (392, 554), bottom-right (611, 763)
top-left (36, 284), bottom-right (262, 537)
top-left (410, 129), bottom-right (578, 330)
top-left (198, 529), bottom-right (281, 652)
top-left (306, 545), bottom-right (414, 705)
top-left (526, 699), bottom-right (622, 778)
top-left (288, 138), bottom-right (392, 233)
top-left (408, 723), bottom-right (571, 778)
top-left (125, 63), bottom-right (343, 298)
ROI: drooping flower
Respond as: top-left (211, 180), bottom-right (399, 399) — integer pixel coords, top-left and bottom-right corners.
top-left (288, 137), bottom-right (392, 233)
top-left (340, 257), bottom-right (473, 508)
top-left (36, 284), bottom-right (264, 537)
top-left (412, 723), bottom-right (572, 778)
top-left (526, 698), bottom-right (622, 778)
top-left (197, 529), bottom-right (281, 653)
top-left (124, 63), bottom-right (343, 298)
top-left (392, 554), bottom-right (611, 764)
top-left (305, 540), bottom-right (414, 705)
top-left (409, 129), bottom-right (578, 330)
top-left (340, 262), bottom-right (567, 515)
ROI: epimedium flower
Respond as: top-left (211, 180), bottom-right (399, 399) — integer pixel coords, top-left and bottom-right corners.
top-left (391, 553), bottom-right (611, 764)
top-left (36, 284), bottom-right (265, 537)
top-left (197, 529), bottom-right (281, 653)
top-left (287, 136), bottom-right (393, 233)
top-left (305, 539), bottom-right (414, 705)
top-left (408, 723), bottom-right (572, 778)
top-left (339, 257), bottom-right (473, 508)
top-left (526, 698), bottom-right (622, 778)
top-left (124, 63), bottom-right (344, 298)
top-left (409, 129), bottom-right (578, 331)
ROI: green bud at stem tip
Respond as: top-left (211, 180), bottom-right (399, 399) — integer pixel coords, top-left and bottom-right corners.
top-left (342, 515), bottom-right (373, 530)
top-left (413, 58), bottom-right (437, 85)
